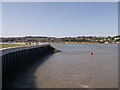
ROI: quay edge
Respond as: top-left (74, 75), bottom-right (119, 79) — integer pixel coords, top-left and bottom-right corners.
top-left (1, 44), bottom-right (60, 79)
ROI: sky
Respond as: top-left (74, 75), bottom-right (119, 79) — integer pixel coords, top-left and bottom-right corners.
top-left (2, 2), bottom-right (118, 37)
top-left (0, 2), bottom-right (2, 37)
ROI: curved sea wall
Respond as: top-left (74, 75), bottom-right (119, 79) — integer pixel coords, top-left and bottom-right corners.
top-left (1, 44), bottom-right (57, 78)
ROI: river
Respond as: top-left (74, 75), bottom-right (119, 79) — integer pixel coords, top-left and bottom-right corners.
top-left (9, 43), bottom-right (118, 88)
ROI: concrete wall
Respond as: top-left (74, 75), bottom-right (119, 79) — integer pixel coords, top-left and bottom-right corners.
top-left (1, 44), bottom-right (53, 78)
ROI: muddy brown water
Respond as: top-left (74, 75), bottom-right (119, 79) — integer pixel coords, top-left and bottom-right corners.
top-left (4, 43), bottom-right (118, 88)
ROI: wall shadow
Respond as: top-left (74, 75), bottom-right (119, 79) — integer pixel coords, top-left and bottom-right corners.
top-left (2, 53), bottom-right (54, 89)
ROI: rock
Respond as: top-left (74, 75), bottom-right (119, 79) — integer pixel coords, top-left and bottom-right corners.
top-left (53, 49), bottom-right (61, 53)
top-left (49, 46), bottom-right (61, 53)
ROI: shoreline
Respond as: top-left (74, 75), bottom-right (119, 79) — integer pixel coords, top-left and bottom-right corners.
top-left (0, 42), bottom-right (119, 49)
top-left (49, 42), bottom-right (119, 44)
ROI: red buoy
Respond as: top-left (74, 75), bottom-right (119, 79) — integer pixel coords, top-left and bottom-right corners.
top-left (90, 52), bottom-right (93, 55)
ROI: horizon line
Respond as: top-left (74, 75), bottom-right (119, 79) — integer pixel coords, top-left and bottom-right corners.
top-left (1, 35), bottom-right (119, 38)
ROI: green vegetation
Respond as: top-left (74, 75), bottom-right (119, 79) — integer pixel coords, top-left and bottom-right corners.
top-left (0, 43), bottom-right (35, 49)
